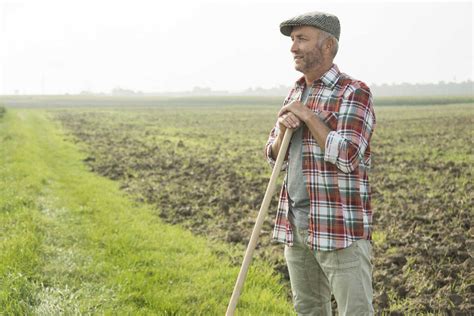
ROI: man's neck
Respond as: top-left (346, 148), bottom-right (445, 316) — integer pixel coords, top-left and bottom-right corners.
top-left (304, 63), bottom-right (333, 86)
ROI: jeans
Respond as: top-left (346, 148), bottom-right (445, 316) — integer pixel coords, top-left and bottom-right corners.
top-left (284, 221), bottom-right (374, 316)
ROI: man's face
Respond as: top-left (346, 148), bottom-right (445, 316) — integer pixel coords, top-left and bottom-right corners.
top-left (290, 26), bottom-right (325, 74)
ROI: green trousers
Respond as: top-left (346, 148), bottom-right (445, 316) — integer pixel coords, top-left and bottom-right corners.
top-left (284, 222), bottom-right (374, 316)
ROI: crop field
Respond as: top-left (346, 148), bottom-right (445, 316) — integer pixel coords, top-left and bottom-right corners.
top-left (1, 95), bottom-right (473, 314)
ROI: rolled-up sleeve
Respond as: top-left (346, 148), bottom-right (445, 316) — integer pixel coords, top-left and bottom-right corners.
top-left (324, 85), bottom-right (376, 173)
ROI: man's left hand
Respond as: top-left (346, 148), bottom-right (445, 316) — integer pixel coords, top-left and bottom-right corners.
top-left (278, 100), bottom-right (313, 123)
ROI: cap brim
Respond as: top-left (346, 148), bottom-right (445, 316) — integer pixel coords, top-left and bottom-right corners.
top-left (280, 25), bottom-right (293, 36)
top-left (280, 23), bottom-right (307, 36)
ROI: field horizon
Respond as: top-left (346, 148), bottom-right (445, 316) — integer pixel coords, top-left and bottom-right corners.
top-left (0, 94), bottom-right (473, 109)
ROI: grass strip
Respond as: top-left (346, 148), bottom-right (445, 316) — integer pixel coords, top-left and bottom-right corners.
top-left (0, 109), bottom-right (293, 314)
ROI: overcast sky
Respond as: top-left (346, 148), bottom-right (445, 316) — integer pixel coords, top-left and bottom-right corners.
top-left (0, 0), bottom-right (472, 94)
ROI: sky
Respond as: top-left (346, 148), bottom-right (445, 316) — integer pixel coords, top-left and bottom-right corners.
top-left (0, 0), bottom-right (472, 94)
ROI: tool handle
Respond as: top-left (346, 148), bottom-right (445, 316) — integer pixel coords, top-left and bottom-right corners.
top-left (225, 128), bottom-right (293, 316)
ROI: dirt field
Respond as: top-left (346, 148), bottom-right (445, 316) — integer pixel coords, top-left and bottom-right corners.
top-left (51, 99), bottom-right (473, 313)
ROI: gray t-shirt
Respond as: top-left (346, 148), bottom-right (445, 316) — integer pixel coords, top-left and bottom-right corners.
top-left (287, 86), bottom-right (311, 229)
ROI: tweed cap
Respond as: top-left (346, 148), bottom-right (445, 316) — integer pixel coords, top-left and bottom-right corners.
top-left (280, 11), bottom-right (340, 41)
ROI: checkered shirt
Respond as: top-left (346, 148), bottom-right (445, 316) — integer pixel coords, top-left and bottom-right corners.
top-left (265, 64), bottom-right (376, 251)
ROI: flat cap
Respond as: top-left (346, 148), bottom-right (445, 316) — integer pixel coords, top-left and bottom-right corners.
top-left (280, 11), bottom-right (340, 41)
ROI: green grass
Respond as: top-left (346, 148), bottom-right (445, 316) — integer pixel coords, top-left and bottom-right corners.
top-left (0, 109), bottom-right (294, 314)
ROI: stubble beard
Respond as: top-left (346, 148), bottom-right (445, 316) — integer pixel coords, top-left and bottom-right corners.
top-left (295, 47), bottom-right (324, 74)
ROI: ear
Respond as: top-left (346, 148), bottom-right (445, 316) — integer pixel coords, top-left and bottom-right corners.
top-left (325, 38), bottom-right (333, 51)
top-left (321, 39), bottom-right (330, 54)
top-left (325, 38), bottom-right (336, 57)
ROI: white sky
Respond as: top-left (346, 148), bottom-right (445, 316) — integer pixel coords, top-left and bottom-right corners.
top-left (0, 0), bottom-right (472, 94)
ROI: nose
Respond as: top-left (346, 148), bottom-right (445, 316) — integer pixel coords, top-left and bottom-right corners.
top-left (290, 40), bottom-right (298, 54)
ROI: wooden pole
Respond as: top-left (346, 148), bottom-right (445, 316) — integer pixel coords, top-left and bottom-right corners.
top-left (226, 128), bottom-right (293, 316)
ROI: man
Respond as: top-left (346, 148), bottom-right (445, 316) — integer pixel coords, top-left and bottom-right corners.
top-left (264, 11), bottom-right (376, 315)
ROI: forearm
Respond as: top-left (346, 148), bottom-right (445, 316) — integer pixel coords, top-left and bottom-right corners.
top-left (270, 130), bottom-right (286, 160)
top-left (303, 113), bottom-right (331, 150)
top-left (305, 114), bottom-right (359, 173)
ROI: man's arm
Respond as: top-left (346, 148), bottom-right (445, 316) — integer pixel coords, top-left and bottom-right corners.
top-left (264, 124), bottom-right (285, 168)
top-left (264, 112), bottom-right (301, 168)
top-left (323, 86), bottom-right (375, 173)
top-left (278, 85), bottom-right (375, 173)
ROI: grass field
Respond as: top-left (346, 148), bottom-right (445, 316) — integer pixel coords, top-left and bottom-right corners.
top-left (0, 95), bottom-right (473, 314)
top-left (0, 107), bottom-right (293, 315)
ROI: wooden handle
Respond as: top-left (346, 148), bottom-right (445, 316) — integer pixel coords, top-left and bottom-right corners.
top-left (226, 128), bottom-right (293, 316)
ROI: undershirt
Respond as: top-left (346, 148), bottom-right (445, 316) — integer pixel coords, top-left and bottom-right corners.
top-left (287, 85), bottom-right (311, 229)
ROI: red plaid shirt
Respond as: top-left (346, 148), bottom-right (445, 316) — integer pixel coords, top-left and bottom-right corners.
top-left (265, 64), bottom-right (376, 251)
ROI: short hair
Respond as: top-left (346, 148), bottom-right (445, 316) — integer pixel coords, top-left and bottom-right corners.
top-left (317, 29), bottom-right (339, 58)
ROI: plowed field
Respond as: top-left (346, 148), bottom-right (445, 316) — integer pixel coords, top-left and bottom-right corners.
top-left (53, 101), bottom-right (473, 313)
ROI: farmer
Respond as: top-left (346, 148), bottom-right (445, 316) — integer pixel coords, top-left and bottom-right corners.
top-left (265, 11), bottom-right (376, 315)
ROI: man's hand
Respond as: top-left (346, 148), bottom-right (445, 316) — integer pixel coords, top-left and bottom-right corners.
top-left (278, 100), bottom-right (313, 124)
top-left (277, 111), bottom-right (302, 134)
top-left (271, 100), bottom-right (308, 160)
top-left (276, 99), bottom-right (332, 154)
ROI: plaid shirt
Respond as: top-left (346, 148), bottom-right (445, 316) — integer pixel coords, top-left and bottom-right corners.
top-left (265, 64), bottom-right (376, 251)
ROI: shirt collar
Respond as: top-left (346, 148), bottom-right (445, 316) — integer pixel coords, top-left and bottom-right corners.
top-left (295, 64), bottom-right (341, 90)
